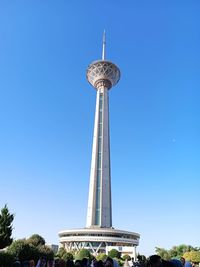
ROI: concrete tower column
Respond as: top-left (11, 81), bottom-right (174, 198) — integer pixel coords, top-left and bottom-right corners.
top-left (86, 81), bottom-right (112, 228)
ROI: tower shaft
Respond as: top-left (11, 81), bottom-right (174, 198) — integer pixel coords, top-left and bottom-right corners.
top-left (86, 82), bottom-right (112, 228)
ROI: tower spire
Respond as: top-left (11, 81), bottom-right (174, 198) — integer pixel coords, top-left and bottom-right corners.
top-left (102, 30), bottom-right (106, 60)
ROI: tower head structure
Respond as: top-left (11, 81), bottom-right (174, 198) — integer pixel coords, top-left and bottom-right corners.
top-left (86, 32), bottom-right (120, 228)
top-left (87, 31), bottom-right (120, 91)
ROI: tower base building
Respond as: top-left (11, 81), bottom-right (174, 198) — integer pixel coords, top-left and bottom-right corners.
top-left (59, 33), bottom-right (140, 256)
top-left (59, 228), bottom-right (139, 257)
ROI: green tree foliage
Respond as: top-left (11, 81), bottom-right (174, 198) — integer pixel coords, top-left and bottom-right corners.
top-left (63, 252), bottom-right (74, 261)
top-left (122, 254), bottom-right (131, 261)
top-left (183, 251), bottom-right (200, 263)
top-left (0, 251), bottom-right (15, 267)
top-left (108, 249), bottom-right (121, 259)
top-left (56, 247), bottom-right (74, 261)
top-left (0, 205), bottom-right (14, 249)
top-left (96, 253), bottom-right (107, 261)
top-left (27, 234), bottom-right (45, 247)
top-left (57, 247), bottom-right (66, 258)
top-left (37, 244), bottom-right (54, 260)
top-left (169, 245), bottom-right (194, 259)
top-left (155, 245), bottom-right (199, 260)
top-left (7, 239), bottom-right (35, 262)
top-left (7, 235), bottom-right (54, 262)
top-left (75, 249), bottom-right (92, 260)
top-left (155, 247), bottom-right (170, 260)
top-left (183, 252), bottom-right (191, 261)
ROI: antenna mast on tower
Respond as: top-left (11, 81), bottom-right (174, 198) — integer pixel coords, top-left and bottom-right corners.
top-left (102, 30), bottom-right (106, 60)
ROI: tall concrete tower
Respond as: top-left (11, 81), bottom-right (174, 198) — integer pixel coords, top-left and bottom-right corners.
top-left (59, 33), bottom-right (140, 255)
top-left (86, 31), bottom-right (120, 228)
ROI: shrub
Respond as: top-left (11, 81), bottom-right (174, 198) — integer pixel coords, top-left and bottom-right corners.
top-left (122, 254), bottom-right (131, 261)
top-left (96, 253), bottom-right (107, 261)
top-left (38, 245), bottom-right (54, 260)
top-left (7, 239), bottom-right (33, 262)
top-left (57, 247), bottom-right (66, 258)
top-left (7, 237), bottom-right (54, 262)
top-left (183, 251), bottom-right (200, 263)
top-left (108, 249), bottom-right (121, 259)
top-left (0, 252), bottom-right (15, 267)
top-left (75, 249), bottom-right (91, 260)
top-left (63, 252), bottom-right (74, 261)
top-left (27, 234), bottom-right (45, 247)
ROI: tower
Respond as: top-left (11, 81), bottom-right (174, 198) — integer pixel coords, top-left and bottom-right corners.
top-left (59, 33), bottom-right (140, 255)
top-left (86, 31), bottom-right (120, 228)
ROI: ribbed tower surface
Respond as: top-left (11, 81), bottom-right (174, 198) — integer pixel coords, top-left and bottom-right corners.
top-left (87, 60), bottom-right (120, 89)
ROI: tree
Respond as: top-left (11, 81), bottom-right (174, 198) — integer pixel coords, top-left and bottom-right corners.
top-left (75, 249), bottom-right (92, 260)
top-left (57, 247), bottom-right (67, 258)
top-left (183, 251), bottom-right (200, 263)
top-left (27, 234), bottom-right (45, 247)
top-left (169, 245), bottom-right (194, 259)
top-left (155, 245), bottom-right (196, 260)
top-left (0, 251), bottom-right (15, 267)
top-left (56, 247), bottom-right (73, 260)
top-left (155, 247), bottom-right (170, 260)
top-left (63, 252), bottom-right (74, 261)
top-left (0, 205), bottom-right (14, 249)
top-left (108, 249), bottom-right (121, 259)
top-left (169, 246), bottom-right (178, 258)
top-left (7, 234), bottom-right (54, 262)
top-left (122, 254), bottom-right (131, 261)
top-left (37, 245), bottom-right (54, 260)
top-left (183, 252), bottom-right (191, 261)
top-left (156, 244), bottom-right (199, 260)
top-left (7, 239), bottom-right (34, 262)
top-left (96, 253), bottom-right (107, 261)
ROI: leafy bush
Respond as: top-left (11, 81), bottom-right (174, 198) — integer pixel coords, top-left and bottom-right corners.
top-left (108, 249), bottom-right (121, 259)
top-left (75, 249), bottom-right (92, 260)
top-left (38, 245), bottom-right (54, 260)
top-left (122, 254), bottom-right (131, 261)
top-left (56, 247), bottom-right (73, 260)
top-left (63, 252), bottom-right (74, 261)
top-left (183, 251), bottom-right (200, 263)
top-left (57, 247), bottom-right (66, 258)
top-left (7, 236), bottom-right (54, 262)
top-left (0, 251), bottom-right (15, 267)
top-left (27, 234), bottom-right (45, 247)
top-left (96, 253), bottom-right (107, 261)
top-left (7, 239), bottom-right (33, 261)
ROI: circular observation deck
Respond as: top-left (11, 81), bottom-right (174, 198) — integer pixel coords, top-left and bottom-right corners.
top-left (59, 228), bottom-right (140, 253)
top-left (86, 60), bottom-right (120, 89)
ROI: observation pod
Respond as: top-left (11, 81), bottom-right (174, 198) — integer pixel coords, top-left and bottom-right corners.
top-left (86, 60), bottom-right (121, 90)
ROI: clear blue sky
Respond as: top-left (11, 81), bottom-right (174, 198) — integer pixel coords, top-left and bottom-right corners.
top-left (0, 0), bottom-right (200, 256)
